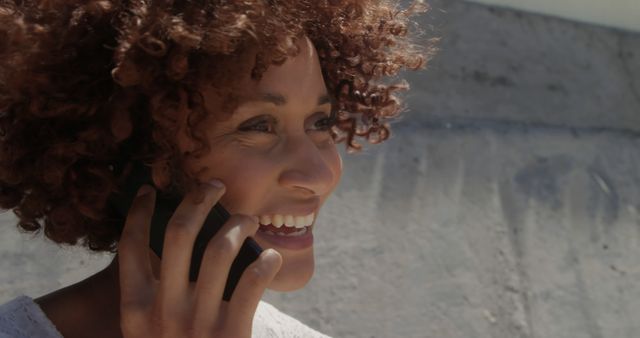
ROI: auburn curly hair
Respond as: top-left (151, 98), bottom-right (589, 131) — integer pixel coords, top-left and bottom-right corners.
top-left (0, 0), bottom-right (435, 252)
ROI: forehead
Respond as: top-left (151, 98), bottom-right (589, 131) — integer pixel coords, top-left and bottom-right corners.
top-left (197, 37), bottom-right (329, 120)
top-left (213, 37), bottom-right (326, 100)
top-left (253, 37), bottom-right (325, 97)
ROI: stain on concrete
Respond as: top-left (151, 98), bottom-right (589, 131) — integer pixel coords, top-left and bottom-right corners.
top-left (514, 155), bottom-right (574, 210)
top-left (545, 83), bottom-right (568, 95)
top-left (461, 67), bottom-right (517, 87)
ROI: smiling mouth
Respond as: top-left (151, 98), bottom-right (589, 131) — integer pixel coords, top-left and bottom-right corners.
top-left (254, 213), bottom-right (315, 250)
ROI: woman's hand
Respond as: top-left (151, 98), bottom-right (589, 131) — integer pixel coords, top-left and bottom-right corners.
top-left (117, 181), bottom-right (282, 338)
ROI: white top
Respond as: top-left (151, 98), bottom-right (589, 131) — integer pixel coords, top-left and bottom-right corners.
top-left (0, 295), bottom-right (330, 338)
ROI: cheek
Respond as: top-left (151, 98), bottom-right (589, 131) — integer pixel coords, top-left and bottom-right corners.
top-left (206, 152), bottom-right (279, 213)
top-left (324, 146), bottom-right (343, 191)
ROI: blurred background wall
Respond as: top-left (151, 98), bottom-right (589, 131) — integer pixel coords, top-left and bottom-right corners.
top-left (2, 1), bottom-right (640, 337)
top-left (468, 0), bottom-right (640, 32)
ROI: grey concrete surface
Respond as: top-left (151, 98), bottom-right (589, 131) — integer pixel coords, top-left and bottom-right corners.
top-left (2, 1), bottom-right (640, 337)
top-left (406, 1), bottom-right (640, 132)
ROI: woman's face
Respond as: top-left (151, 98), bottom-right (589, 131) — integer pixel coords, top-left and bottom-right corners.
top-left (177, 37), bottom-right (342, 291)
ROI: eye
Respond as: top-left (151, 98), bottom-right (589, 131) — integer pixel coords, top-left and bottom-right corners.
top-left (237, 115), bottom-right (277, 134)
top-left (309, 112), bottom-right (337, 132)
top-left (243, 121), bottom-right (274, 133)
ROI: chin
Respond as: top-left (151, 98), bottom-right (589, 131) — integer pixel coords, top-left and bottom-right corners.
top-left (266, 252), bottom-right (315, 292)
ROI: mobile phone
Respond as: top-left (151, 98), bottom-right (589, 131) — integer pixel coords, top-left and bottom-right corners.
top-left (107, 157), bottom-right (263, 301)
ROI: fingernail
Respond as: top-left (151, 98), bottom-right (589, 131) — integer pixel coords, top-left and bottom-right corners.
top-left (136, 184), bottom-right (154, 197)
top-left (206, 179), bottom-right (225, 189)
top-left (264, 248), bottom-right (279, 259)
top-left (258, 249), bottom-right (280, 274)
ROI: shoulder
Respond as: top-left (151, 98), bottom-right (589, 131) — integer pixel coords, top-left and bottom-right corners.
top-left (253, 300), bottom-right (331, 338)
top-left (0, 295), bottom-right (63, 338)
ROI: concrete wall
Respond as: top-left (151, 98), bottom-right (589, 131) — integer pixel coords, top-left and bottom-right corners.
top-left (467, 0), bottom-right (640, 33)
top-left (2, 1), bottom-right (640, 337)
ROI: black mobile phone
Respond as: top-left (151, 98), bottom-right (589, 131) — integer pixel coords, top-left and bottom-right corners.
top-left (107, 158), bottom-right (263, 301)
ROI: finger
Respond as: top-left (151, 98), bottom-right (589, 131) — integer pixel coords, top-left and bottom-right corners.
top-left (156, 180), bottom-right (226, 310)
top-left (223, 249), bottom-right (282, 331)
top-left (191, 214), bottom-right (260, 330)
top-left (118, 185), bottom-right (156, 308)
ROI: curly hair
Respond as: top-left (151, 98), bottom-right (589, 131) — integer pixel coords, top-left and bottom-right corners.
top-left (0, 0), bottom-right (436, 252)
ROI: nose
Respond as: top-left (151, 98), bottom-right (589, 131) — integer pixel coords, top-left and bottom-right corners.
top-left (278, 135), bottom-right (337, 196)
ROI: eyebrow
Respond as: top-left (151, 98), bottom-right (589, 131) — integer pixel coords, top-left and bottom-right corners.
top-left (258, 92), bottom-right (332, 106)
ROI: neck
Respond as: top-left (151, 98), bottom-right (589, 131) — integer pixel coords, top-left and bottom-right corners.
top-left (77, 256), bottom-right (124, 338)
top-left (36, 255), bottom-right (123, 338)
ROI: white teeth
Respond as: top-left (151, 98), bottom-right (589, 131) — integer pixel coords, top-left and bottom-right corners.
top-left (294, 216), bottom-right (307, 228)
top-left (257, 212), bottom-right (315, 228)
top-left (260, 215), bottom-right (271, 226)
top-left (272, 214), bottom-right (284, 228)
top-left (284, 215), bottom-right (295, 227)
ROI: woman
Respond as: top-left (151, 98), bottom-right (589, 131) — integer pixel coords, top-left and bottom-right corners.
top-left (0, 0), bottom-right (431, 337)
